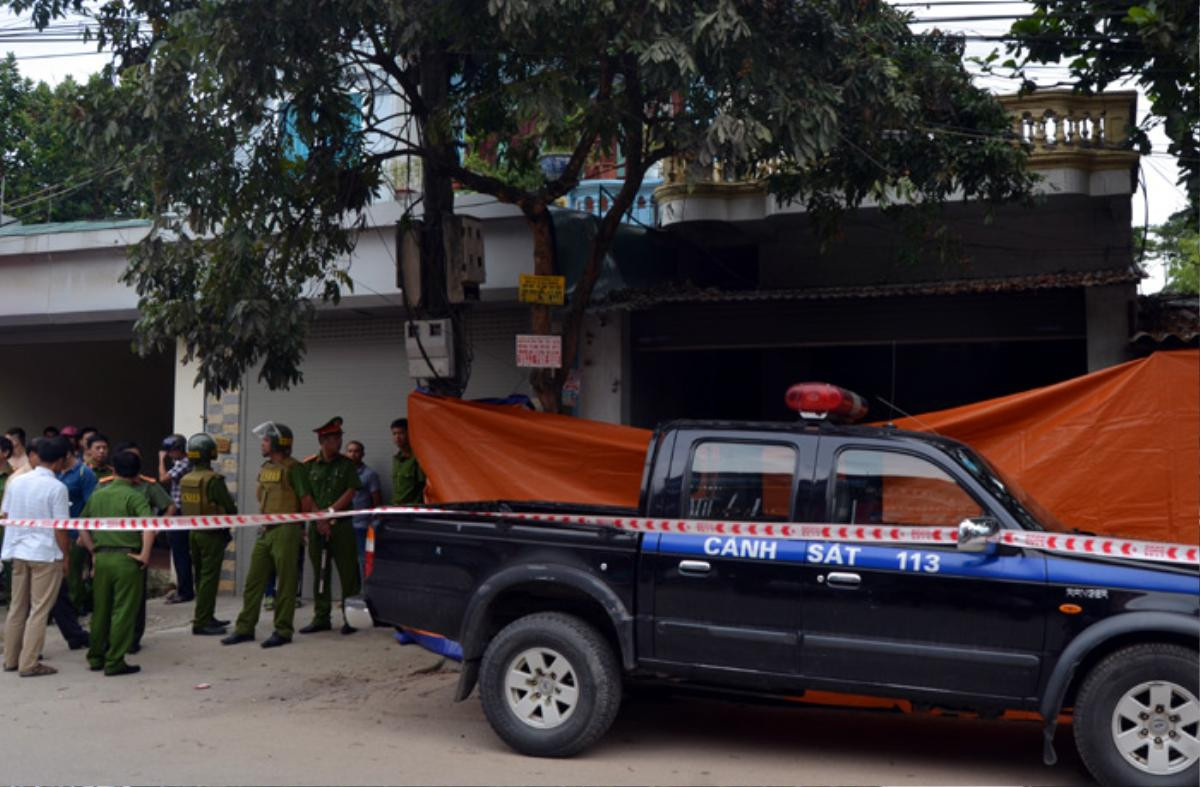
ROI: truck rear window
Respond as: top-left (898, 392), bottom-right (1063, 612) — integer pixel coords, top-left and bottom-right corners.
top-left (687, 442), bottom-right (796, 521)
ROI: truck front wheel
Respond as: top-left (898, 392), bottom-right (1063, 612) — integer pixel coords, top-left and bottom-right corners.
top-left (1074, 643), bottom-right (1200, 787)
top-left (479, 612), bottom-right (622, 757)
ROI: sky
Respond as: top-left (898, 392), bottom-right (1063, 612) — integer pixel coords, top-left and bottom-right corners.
top-left (0, 3), bottom-right (1189, 292)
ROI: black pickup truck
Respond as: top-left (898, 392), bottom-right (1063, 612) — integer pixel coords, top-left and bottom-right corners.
top-left (356, 385), bottom-right (1199, 787)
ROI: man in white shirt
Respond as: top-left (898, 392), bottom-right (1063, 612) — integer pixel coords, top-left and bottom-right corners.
top-left (1, 435), bottom-right (72, 677)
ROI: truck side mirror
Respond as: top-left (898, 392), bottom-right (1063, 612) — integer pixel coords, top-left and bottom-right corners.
top-left (957, 516), bottom-right (999, 553)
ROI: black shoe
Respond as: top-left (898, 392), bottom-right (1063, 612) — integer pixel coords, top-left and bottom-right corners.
top-left (89, 664), bottom-right (102, 672)
top-left (104, 664), bottom-right (141, 677)
top-left (221, 632), bottom-right (254, 646)
top-left (67, 638), bottom-right (89, 651)
top-left (128, 643), bottom-right (141, 654)
top-left (340, 623), bottom-right (357, 635)
top-left (298, 621), bottom-right (331, 634)
top-left (214, 618), bottom-right (231, 626)
top-left (261, 633), bottom-right (291, 648)
top-left (192, 623), bottom-right (228, 636)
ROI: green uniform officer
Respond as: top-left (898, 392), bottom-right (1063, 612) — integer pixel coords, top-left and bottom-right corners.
top-left (300, 417), bottom-right (362, 635)
top-left (223, 422), bottom-right (312, 649)
top-left (180, 433), bottom-right (236, 636)
top-left (79, 451), bottom-right (155, 676)
top-left (389, 418), bottom-right (425, 505)
top-left (101, 450), bottom-right (177, 653)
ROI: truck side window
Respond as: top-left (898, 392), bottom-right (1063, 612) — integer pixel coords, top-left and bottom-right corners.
top-left (832, 449), bottom-right (983, 526)
top-left (687, 442), bottom-right (796, 521)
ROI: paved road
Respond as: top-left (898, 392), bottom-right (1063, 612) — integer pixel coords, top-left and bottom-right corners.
top-left (0, 598), bottom-right (1094, 785)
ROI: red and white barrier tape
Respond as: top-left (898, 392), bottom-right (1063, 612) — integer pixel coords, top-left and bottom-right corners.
top-left (1, 505), bottom-right (1196, 567)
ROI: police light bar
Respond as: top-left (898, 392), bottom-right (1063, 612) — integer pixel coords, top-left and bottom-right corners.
top-left (785, 382), bottom-right (868, 422)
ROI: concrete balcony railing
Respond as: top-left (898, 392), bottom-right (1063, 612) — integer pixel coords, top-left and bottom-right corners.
top-left (999, 90), bottom-right (1139, 170)
top-left (656, 90), bottom-right (1140, 226)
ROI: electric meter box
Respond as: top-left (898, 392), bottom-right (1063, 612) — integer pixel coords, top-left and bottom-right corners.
top-left (446, 215), bottom-right (486, 303)
top-left (396, 214), bottom-right (486, 304)
top-left (405, 318), bottom-right (455, 379)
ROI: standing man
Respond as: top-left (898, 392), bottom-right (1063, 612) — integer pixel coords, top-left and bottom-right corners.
top-left (5, 427), bottom-right (30, 476)
top-left (180, 434), bottom-right (234, 636)
top-left (158, 434), bottom-right (195, 605)
top-left (57, 433), bottom-right (98, 615)
top-left (1, 436), bottom-right (72, 677)
top-left (77, 451), bottom-right (154, 676)
top-left (390, 418), bottom-right (425, 505)
top-left (346, 440), bottom-right (382, 573)
top-left (110, 441), bottom-right (175, 652)
top-left (223, 422), bottom-right (311, 648)
top-left (301, 417), bottom-right (361, 635)
top-left (0, 436), bottom-right (13, 604)
top-left (85, 433), bottom-right (113, 480)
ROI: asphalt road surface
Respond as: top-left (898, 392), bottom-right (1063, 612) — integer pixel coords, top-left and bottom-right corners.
top-left (0, 598), bottom-right (1095, 785)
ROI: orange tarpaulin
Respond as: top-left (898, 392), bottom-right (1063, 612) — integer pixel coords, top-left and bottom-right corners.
top-left (407, 392), bottom-right (651, 507)
top-left (409, 350), bottom-right (1197, 544)
top-left (887, 350), bottom-right (1199, 545)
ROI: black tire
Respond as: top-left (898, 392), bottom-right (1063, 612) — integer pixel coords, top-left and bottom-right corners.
top-left (1073, 643), bottom-right (1200, 787)
top-left (479, 612), bottom-right (622, 757)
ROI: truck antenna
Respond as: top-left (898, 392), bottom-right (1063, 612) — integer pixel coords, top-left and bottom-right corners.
top-left (875, 396), bottom-right (942, 436)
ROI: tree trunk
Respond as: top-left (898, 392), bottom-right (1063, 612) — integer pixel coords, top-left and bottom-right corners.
top-left (417, 43), bottom-right (465, 397)
top-left (525, 201), bottom-right (561, 412)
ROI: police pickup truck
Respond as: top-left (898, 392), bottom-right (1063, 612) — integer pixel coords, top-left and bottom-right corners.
top-left (355, 383), bottom-right (1199, 787)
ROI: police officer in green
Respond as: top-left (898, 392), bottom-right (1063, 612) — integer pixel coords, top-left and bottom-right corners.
top-left (222, 422), bottom-right (312, 648)
top-left (180, 433), bottom-right (235, 636)
top-left (300, 417), bottom-right (362, 635)
top-left (77, 450), bottom-right (155, 676)
top-left (108, 441), bottom-right (178, 654)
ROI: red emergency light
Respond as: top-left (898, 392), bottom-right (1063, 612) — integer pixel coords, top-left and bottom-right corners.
top-left (785, 382), bottom-right (868, 422)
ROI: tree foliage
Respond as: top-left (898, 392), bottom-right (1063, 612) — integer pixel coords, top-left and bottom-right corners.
top-left (9, 0), bottom-right (1036, 402)
top-left (1001, 0), bottom-right (1198, 226)
top-left (1137, 212), bottom-right (1200, 294)
top-left (0, 55), bottom-right (146, 224)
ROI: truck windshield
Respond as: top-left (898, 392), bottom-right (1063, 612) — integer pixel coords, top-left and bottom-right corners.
top-left (946, 446), bottom-right (1068, 533)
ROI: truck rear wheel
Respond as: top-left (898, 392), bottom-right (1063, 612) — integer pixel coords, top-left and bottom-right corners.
top-left (479, 612), bottom-right (621, 757)
top-left (1074, 643), bottom-right (1200, 787)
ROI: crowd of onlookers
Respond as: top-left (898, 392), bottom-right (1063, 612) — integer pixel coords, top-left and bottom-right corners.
top-left (0, 417), bottom-right (424, 677)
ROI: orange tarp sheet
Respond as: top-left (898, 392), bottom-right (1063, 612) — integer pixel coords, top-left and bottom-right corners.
top-left (887, 350), bottom-right (1199, 545)
top-left (407, 392), bottom-right (651, 507)
top-left (409, 351), bottom-right (1197, 544)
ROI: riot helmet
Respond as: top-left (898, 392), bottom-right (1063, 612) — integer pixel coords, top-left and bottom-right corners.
top-left (252, 421), bottom-right (294, 454)
top-left (186, 433), bottom-right (218, 463)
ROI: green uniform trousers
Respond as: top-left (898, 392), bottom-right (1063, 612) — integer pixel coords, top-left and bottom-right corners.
top-left (308, 520), bottom-right (360, 627)
top-left (87, 551), bottom-right (144, 674)
top-left (235, 525), bottom-right (302, 639)
top-left (67, 541), bottom-right (92, 614)
top-left (190, 530), bottom-right (228, 628)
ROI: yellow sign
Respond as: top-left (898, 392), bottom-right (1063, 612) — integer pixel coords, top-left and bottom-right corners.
top-left (518, 274), bottom-right (566, 306)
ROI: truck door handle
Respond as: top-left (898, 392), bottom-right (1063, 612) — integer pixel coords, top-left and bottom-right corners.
top-left (678, 560), bottom-right (712, 576)
top-left (824, 572), bottom-right (861, 589)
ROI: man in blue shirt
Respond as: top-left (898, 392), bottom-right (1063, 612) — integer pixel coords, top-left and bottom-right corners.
top-left (346, 440), bottom-right (382, 573)
top-left (57, 431), bottom-right (98, 517)
top-left (56, 433), bottom-right (97, 618)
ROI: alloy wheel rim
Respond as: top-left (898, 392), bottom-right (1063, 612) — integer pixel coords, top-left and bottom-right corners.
top-left (504, 646), bottom-right (580, 729)
top-left (1110, 680), bottom-right (1200, 776)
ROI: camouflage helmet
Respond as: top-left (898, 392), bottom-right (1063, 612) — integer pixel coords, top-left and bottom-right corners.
top-left (186, 433), bottom-right (218, 463)
top-left (252, 421), bottom-right (294, 454)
